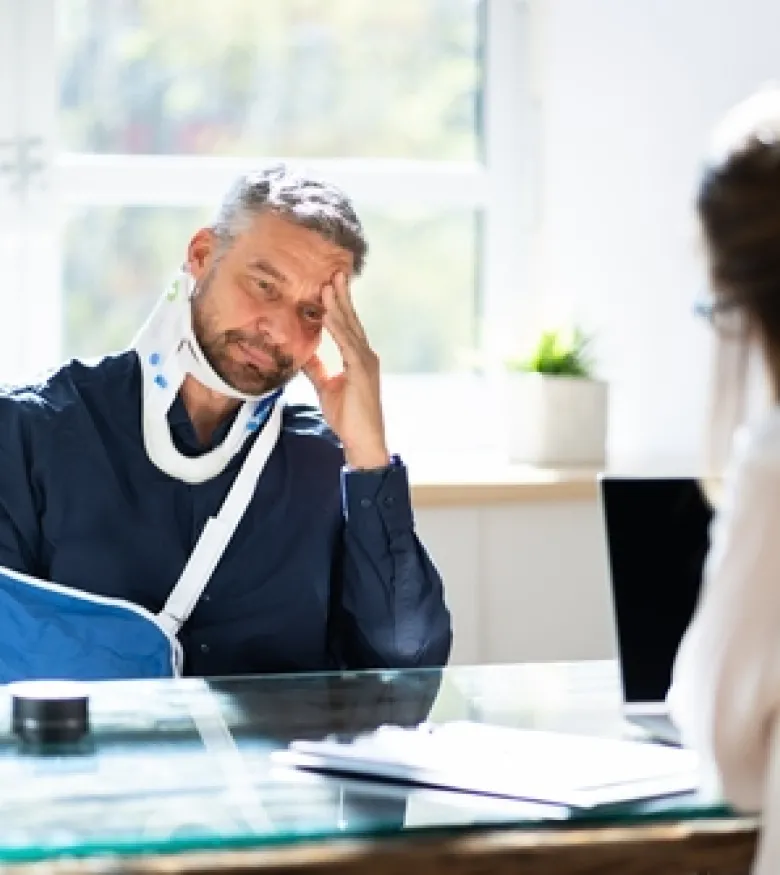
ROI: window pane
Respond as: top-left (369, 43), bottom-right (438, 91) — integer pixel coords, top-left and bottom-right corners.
top-left (356, 209), bottom-right (477, 373)
top-left (62, 207), bottom-right (478, 374)
top-left (62, 208), bottom-right (207, 360)
top-left (58, 0), bottom-right (482, 160)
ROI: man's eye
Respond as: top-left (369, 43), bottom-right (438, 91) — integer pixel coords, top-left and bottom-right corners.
top-left (302, 307), bottom-right (324, 323)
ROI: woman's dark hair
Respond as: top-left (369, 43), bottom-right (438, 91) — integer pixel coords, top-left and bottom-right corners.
top-left (698, 89), bottom-right (780, 365)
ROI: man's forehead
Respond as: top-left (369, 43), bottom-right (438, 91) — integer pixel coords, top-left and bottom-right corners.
top-left (239, 213), bottom-right (354, 273)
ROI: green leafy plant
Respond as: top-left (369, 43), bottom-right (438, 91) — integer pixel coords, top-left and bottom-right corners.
top-left (507, 327), bottom-right (595, 378)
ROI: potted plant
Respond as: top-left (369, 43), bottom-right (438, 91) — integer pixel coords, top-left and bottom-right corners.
top-left (505, 328), bottom-right (608, 466)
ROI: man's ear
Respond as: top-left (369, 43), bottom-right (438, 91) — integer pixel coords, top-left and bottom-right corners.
top-left (186, 228), bottom-right (219, 281)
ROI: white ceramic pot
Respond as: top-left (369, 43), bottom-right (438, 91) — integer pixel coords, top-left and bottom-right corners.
top-left (506, 373), bottom-right (608, 466)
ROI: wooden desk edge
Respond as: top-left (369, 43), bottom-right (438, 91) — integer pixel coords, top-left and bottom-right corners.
top-left (19, 818), bottom-right (758, 875)
top-left (411, 475), bottom-right (599, 507)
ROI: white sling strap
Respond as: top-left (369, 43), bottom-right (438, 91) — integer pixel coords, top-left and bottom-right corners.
top-left (156, 401), bottom-right (283, 635)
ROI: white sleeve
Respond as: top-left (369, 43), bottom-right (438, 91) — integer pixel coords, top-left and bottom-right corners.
top-left (667, 414), bottom-right (780, 812)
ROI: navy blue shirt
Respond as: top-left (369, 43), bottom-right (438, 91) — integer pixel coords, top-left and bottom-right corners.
top-left (0, 353), bottom-right (451, 676)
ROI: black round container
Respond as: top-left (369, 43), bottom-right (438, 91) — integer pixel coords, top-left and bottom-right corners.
top-left (8, 680), bottom-right (90, 745)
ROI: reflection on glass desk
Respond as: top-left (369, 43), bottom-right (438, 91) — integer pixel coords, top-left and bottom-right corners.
top-left (0, 662), bottom-right (752, 867)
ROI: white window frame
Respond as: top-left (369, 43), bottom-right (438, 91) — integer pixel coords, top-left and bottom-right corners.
top-left (3, 0), bottom-right (540, 460)
top-left (0, 0), bottom-right (23, 371)
top-left (0, 0), bottom-right (61, 377)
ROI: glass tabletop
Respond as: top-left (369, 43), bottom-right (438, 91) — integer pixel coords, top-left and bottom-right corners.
top-left (0, 661), bottom-right (736, 863)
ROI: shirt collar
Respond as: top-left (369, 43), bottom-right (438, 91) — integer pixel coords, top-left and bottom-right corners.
top-left (166, 393), bottom-right (239, 456)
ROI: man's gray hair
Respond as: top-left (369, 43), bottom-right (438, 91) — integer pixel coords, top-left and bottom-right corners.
top-left (211, 164), bottom-right (368, 275)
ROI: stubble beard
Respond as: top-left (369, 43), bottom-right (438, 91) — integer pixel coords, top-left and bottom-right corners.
top-left (191, 268), bottom-right (296, 396)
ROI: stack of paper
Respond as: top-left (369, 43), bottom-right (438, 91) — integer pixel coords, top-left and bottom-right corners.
top-left (274, 721), bottom-right (700, 808)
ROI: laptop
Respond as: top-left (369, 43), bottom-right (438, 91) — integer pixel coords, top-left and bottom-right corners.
top-left (599, 476), bottom-right (713, 746)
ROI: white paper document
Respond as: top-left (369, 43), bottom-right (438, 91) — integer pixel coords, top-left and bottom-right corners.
top-left (274, 721), bottom-right (700, 808)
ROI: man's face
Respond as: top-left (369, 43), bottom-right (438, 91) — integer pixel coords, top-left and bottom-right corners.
top-left (188, 211), bottom-right (354, 395)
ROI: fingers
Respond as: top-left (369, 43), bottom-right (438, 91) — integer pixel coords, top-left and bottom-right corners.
top-left (322, 282), bottom-right (362, 367)
top-left (301, 354), bottom-right (330, 393)
top-left (321, 284), bottom-right (353, 363)
top-left (332, 272), bottom-right (368, 342)
top-left (322, 273), bottom-right (373, 368)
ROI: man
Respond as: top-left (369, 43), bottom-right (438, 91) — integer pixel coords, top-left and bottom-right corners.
top-left (0, 165), bottom-right (451, 676)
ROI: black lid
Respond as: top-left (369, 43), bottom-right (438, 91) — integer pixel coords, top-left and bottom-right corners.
top-left (9, 680), bottom-right (90, 744)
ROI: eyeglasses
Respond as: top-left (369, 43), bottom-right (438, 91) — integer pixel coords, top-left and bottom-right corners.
top-left (693, 297), bottom-right (747, 340)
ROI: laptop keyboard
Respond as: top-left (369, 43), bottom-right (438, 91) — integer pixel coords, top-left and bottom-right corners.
top-left (629, 714), bottom-right (682, 747)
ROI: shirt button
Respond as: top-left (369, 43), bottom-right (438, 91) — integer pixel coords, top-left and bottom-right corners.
top-left (383, 496), bottom-right (395, 507)
top-left (202, 594), bottom-right (211, 602)
top-left (200, 643), bottom-right (210, 654)
top-left (360, 497), bottom-right (372, 509)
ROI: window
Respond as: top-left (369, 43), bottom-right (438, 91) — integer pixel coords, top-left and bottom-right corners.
top-left (60, 1), bottom-right (480, 160)
top-left (1, 0), bottom-right (535, 458)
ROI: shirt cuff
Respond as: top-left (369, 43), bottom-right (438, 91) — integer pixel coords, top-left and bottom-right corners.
top-left (340, 455), bottom-right (414, 534)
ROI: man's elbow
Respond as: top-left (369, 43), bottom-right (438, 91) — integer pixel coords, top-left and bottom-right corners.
top-left (399, 627), bottom-right (452, 669)
top-left (393, 613), bottom-right (453, 669)
top-left (348, 613), bottom-right (453, 670)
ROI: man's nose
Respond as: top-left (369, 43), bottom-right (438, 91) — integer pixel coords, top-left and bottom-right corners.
top-left (257, 303), bottom-right (298, 347)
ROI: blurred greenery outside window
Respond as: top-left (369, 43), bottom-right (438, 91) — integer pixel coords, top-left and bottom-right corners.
top-left (59, 0), bottom-right (483, 375)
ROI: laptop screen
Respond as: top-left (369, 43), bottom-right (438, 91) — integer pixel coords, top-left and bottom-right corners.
top-left (600, 477), bottom-right (713, 704)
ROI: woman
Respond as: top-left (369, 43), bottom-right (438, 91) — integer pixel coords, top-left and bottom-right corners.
top-left (668, 87), bottom-right (780, 874)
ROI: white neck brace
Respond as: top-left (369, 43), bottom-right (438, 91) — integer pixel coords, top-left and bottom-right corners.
top-left (132, 271), bottom-right (282, 484)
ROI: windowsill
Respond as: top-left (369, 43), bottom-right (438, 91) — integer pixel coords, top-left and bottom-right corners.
top-left (408, 462), bottom-right (600, 507)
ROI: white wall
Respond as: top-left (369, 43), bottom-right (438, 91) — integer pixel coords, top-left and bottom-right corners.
top-left (535, 0), bottom-right (780, 470)
top-left (416, 499), bottom-right (615, 665)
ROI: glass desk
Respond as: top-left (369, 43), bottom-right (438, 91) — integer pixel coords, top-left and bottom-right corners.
top-left (0, 662), bottom-right (758, 874)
